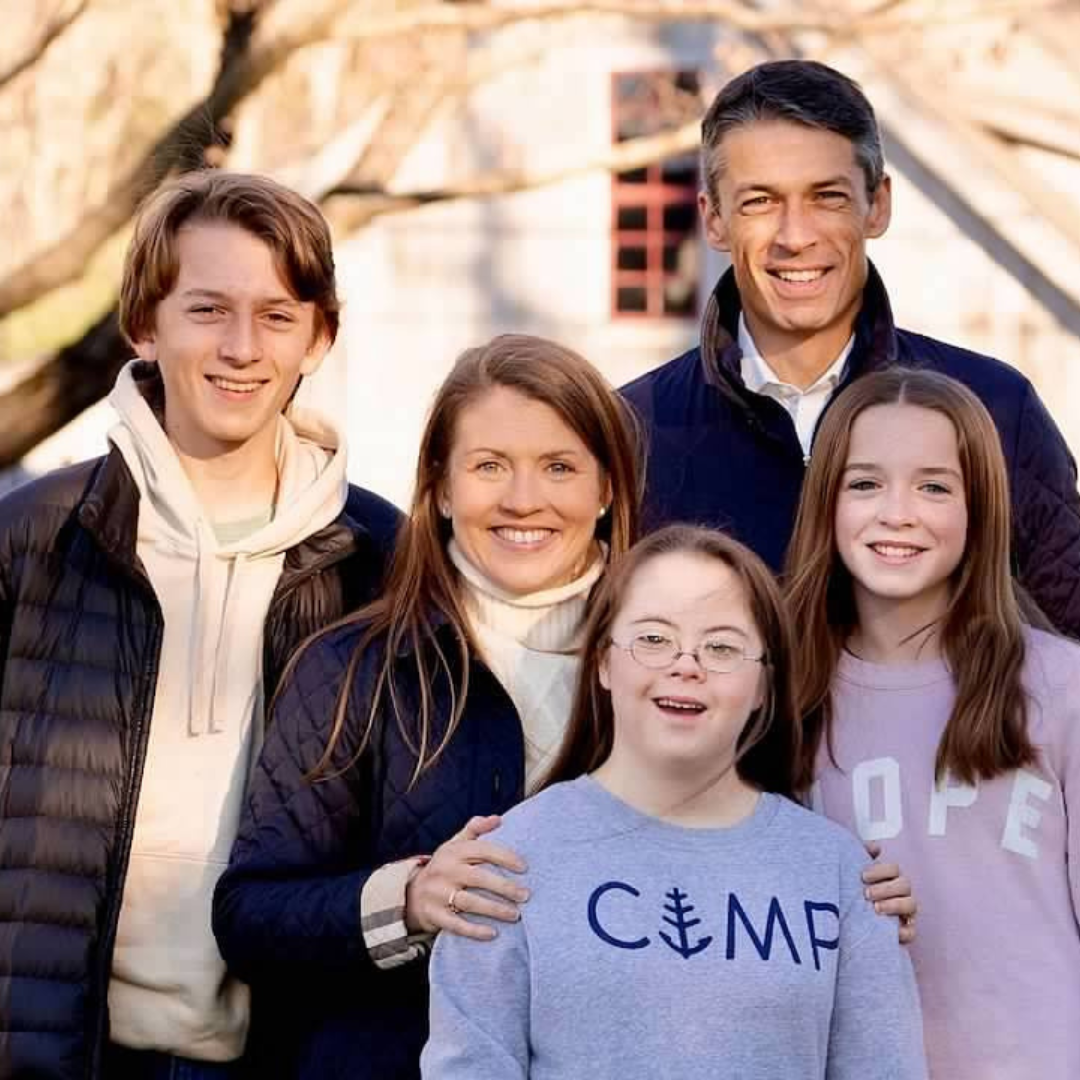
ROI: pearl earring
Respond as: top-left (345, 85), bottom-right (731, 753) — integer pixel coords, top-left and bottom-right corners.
top-left (597, 505), bottom-right (609, 519)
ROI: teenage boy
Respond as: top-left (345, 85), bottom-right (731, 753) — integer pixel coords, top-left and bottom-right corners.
top-left (0, 171), bottom-right (400, 1079)
top-left (622, 59), bottom-right (1080, 636)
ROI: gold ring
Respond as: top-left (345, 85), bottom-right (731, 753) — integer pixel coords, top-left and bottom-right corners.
top-left (447, 888), bottom-right (462, 914)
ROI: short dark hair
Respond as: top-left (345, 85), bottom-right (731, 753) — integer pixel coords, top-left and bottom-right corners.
top-left (701, 60), bottom-right (884, 204)
top-left (120, 170), bottom-right (340, 346)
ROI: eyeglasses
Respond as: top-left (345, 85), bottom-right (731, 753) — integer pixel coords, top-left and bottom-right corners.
top-left (609, 632), bottom-right (766, 675)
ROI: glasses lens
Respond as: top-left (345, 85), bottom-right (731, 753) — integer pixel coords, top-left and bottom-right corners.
top-left (630, 634), bottom-right (677, 668)
top-left (699, 641), bottom-right (743, 674)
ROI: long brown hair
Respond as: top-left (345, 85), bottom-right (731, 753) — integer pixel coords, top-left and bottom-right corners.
top-left (785, 368), bottom-right (1039, 791)
top-left (542, 525), bottom-right (802, 798)
top-left (307, 334), bottom-right (642, 784)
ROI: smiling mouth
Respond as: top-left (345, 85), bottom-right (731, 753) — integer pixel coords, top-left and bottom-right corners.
top-left (869, 542), bottom-right (925, 560)
top-left (654, 697), bottom-right (706, 714)
top-left (769, 268), bottom-right (829, 284)
top-left (491, 527), bottom-right (555, 546)
top-left (207, 375), bottom-right (267, 395)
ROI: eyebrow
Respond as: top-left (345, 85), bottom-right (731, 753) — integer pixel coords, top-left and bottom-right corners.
top-left (462, 447), bottom-right (584, 458)
top-left (628, 616), bottom-right (749, 638)
top-left (843, 462), bottom-right (963, 480)
top-left (180, 288), bottom-right (301, 307)
top-left (731, 176), bottom-right (854, 198)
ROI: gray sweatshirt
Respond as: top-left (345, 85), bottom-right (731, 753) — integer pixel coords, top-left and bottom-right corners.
top-left (422, 776), bottom-right (926, 1080)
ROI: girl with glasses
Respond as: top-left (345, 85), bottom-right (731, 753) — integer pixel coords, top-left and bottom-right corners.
top-left (785, 368), bottom-right (1080, 1079)
top-left (421, 525), bottom-right (927, 1079)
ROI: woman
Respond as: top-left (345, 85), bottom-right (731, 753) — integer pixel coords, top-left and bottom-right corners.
top-left (421, 525), bottom-right (927, 1079)
top-left (212, 334), bottom-right (641, 1078)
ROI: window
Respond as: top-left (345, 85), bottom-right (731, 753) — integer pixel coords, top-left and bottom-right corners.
top-left (611, 71), bottom-right (702, 319)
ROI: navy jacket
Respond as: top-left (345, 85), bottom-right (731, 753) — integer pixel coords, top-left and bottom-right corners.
top-left (213, 619), bottom-right (525, 1080)
top-left (622, 264), bottom-right (1080, 637)
top-left (0, 450), bottom-right (400, 1080)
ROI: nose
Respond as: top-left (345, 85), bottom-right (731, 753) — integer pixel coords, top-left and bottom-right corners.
top-left (500, 468), bottom-right (544, 516)
top-left (877, 485), bottom-right (916, 527)
top-left (669, 648), bottom-right (707, 680)
top-left (773, 199), bottom-right (816, 254)
top-left (220, 315), bottom-right (262, 366)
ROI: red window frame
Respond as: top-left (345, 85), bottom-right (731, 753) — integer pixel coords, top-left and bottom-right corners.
top-left (611, 70), bottom-right (701, 320)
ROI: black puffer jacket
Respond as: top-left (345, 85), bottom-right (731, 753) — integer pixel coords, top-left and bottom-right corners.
top-left (0, 449), bottom-right (400, 1080)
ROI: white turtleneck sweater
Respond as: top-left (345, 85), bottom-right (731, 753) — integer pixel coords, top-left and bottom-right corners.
top-left (359, 541), bottom-right (604, 971)
top-left (449, 539), bottom-right (603, 791)
top-left (105, 361), bottom-right (349, 1060)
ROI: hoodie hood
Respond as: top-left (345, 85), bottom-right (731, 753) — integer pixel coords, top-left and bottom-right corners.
top-left (106, 360), bottom-right (348, 735)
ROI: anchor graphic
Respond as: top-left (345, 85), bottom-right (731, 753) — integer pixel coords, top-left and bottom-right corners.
top-left (659, 887), bottom-right (713, 959)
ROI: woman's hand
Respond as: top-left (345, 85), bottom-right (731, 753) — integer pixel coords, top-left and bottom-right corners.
top-left (405, 815), bottom-right (530, 941)
top-left (862, 841), bottom-right (917, 945)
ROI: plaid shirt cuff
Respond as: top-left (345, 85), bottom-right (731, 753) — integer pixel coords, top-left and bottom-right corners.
top-left (360, 857), bottom-right (435, 970)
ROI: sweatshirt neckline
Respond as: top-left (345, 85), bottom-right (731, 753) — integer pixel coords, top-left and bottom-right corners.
top-left (836, 647), bottom-right (953, 690)
top-left (572, 774), bottom-right (781, 851)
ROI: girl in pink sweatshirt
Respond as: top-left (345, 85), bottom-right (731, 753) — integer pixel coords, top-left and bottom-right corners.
top-left (786, 368), bottom-right (1080, 1080)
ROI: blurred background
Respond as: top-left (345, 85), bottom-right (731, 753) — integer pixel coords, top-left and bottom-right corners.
top-left (2, 0), bottom-right (1079, 507)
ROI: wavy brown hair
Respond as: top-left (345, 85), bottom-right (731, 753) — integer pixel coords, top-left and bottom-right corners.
top-left (307, 334), bottom-right (642, 784)
top-left (785, 368), bottom-right (1041, 792)
top-left (542, 525), bottom-right (802, 798)
top-left (120, 169), bottom-right (340, 345)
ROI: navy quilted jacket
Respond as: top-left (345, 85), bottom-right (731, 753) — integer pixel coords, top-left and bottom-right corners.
top-left (0, 450), bottom-right (401, 1080)
top-left (622, 264), bottom-right (1080, 637)
top-left (213, 619), bottom-right (525, 1080)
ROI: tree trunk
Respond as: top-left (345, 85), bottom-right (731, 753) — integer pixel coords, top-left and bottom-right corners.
top-left (0, 308), bottom-right (125, 467)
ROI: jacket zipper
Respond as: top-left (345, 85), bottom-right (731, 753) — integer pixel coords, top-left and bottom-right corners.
top-left (86, 553), bottom-right (162, 1080)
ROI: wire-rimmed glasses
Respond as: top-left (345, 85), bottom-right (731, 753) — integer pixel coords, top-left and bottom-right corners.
top-left (609, 632), bottom-right (766, 675)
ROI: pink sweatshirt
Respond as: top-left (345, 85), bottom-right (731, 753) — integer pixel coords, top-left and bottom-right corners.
top-left (812, 627), bottom-right (1080, 1080)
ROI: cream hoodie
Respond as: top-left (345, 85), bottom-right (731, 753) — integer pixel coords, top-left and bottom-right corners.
top-left (105, 363), bottom-right (349, 1061)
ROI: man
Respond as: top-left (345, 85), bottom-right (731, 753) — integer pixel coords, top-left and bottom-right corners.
top-left (0, 171), bottom-right (400, 1078)
top-left (622, 59), bottom-right (1080, 636)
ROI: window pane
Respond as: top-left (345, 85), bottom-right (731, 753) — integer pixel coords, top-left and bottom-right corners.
top-left (663, 281), bottom-right (696, 316)
top-left (617, 205), bottom-right (647, 230)
top-left (662, 202), bottom-right (697, 232)
top-left (616, 286), bottom-right (648, 312)
top-left (660, 153), bottom-right (698, 186)
top-left (617, 246), bottom-right (648, 271)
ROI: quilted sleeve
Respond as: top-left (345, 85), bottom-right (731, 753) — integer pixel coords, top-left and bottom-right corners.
top-left (1012, 382), bottom-right (1080, 639)
top-left (212, 632), bottom-right (386, 985)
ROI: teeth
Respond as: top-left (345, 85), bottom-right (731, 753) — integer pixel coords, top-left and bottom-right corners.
top-left (775, 269), bottom-right (824, 282)
top-left (871, 543), bottom-right (922, 559)
top-left (495, 528), bottom-right (552, 545)
top-left (209, 376), bottom-right (262, 394)
top-left (656, 698), bottom-right (704, 712)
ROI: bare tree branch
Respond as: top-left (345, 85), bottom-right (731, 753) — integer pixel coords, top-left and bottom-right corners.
top-left (0, 0), bottom-right (90, 91)
top-left (325, 117), bottom-right (700, 230)
top-left (334, 0), bottom-right (1066, 41)
top-left (0, 0), bottom-right (357, 320)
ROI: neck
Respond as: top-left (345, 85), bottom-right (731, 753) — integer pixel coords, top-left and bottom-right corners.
top-left (849, 585), bottom-right (951, 665)
top-left (169, 423), bottom-right (280, 521)
top-left (743, 311), bottom-right (854, 390)
top-left (593, 754), bottom-right (759, 828)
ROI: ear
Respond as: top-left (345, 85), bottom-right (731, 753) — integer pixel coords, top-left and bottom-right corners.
top-left (300, 330), bottom-right (331, 377)
top-left (699, 190), bottom-right (730, 253)
top-left (435, 482), bottom-right (452, 520)
top-left (133, 336), bottom-right (157, 364)
top-left (752, 667), bottom-right (768, 714)
top-left (865, 173), bottom-right (892, 239)
top-left (598, 649), bottom-right (612, 692)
